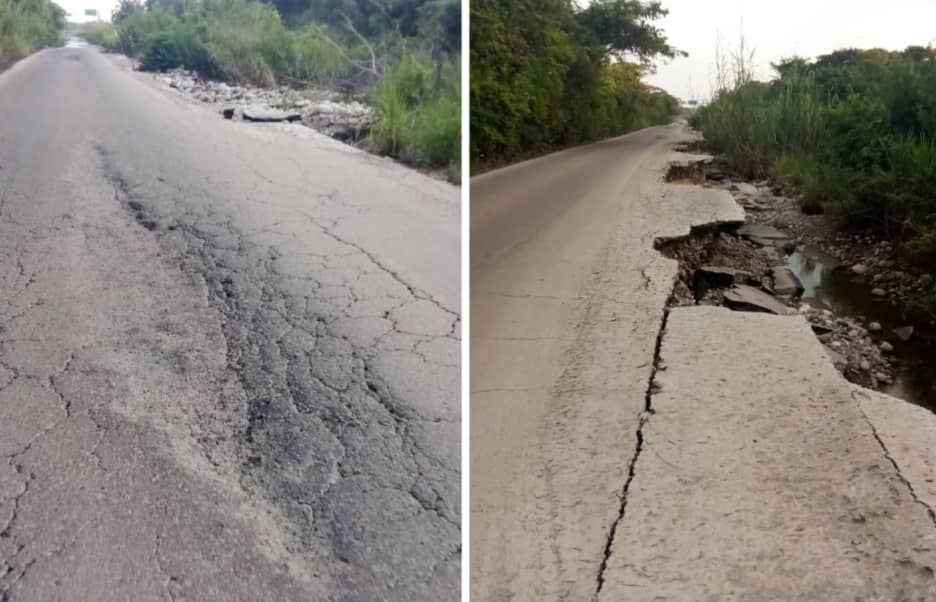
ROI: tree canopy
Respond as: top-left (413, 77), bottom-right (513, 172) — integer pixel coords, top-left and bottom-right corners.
top-left (470, 0), bottom-right (682, 164)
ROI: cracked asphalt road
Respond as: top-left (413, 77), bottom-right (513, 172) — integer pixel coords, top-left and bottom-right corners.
top-left (0, 45), bottom-right (459, 601)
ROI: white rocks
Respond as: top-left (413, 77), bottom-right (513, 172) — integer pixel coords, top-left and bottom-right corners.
top-left (159, 68), bottom-right (374, 141)
top-left (871, 288), bottom-right (886, 296)
top-left (851, 263), bottom-right (867, 275)
top-left (869, 322), bottom-right (882, 332)
top-left (733, 182), bottom-right (759, 196)
top-left (893, 326), bottom-right (914, 342)
top-left (860, 360), bottom-right (871, 371)
top-left (880, 341), bottom-right (894, 353)
top-left (242, 105), bottom-right (302, 122)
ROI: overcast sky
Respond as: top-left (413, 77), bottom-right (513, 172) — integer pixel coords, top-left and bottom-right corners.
top-left (56, 0), bottom-right (116, 22)
top-left (644, 0), bottom-right (936, 101)
top-left (57, 0), bottom-right (936, 98)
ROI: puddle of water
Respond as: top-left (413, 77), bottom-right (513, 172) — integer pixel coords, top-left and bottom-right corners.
top-left (786, 249), bottom-right (936, 411)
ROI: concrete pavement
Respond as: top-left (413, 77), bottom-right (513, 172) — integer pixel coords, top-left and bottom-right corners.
top-left (0, 45), bottom-right (459, 601)
top-left (470, 123), bottom-right (936, 600)
top-left (599, 306), bottom-right (936, 600)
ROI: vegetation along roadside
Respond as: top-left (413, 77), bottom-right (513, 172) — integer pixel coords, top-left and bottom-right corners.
top-left (83, 0), bottom-right (461, 179)
top-left (692, 42), bottom-right (936, 318)
top-left (0, 0), bottom-right (64, 67)
top-left (470, 0), bottom-right (683, 171)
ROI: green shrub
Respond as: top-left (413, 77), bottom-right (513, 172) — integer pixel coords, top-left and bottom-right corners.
top-left (0, 0), bottom-right (64, 63)
top-left (370, 51), bottom-right (460, 169)
top-left (696, 45), bottom-right (936, 258)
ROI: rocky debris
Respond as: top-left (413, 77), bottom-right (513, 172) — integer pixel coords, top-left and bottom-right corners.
top-left (242, 105), bottom-right (302, 123)
top-left (881, 341), bottom-right (895, 353)
top-left (825, 347), bottom-right (848, 371)
top-left (695, 265), bottom-right (756, 288)
top-left (688, 157), bottom-right (936, 396)
top-left (723, 285), bottom-right (794, 315)
top-left (798, 303), bottom-right (894, 388)
top-left (659, 231), bottom-right (775, 306)
top-left (893, 326), bottom-right (914, 342)
top-left (771, 266), bottom-right (804, 296)
top-left (737, 223), bottom-right (792, 248)
top-left (159, 68), bottom-right (374, 142)
top-left (731, 182), bottom-right (759, 196)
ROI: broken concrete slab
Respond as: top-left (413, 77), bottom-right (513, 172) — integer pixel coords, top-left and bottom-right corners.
top-left (771, 266), bottom-right (804, 296)
top-left (598, 306), bottom-right (936, 601)
top-left (695, 265), bottom-right (756, 288)
top-left (723, 284), bottom-right (793, 315)
top-left (737, 223), bottom-right (790, 241)
top-left (242, 105), bottom-right (302, 123)
top-left (851, 384), bottom-right (936, 511)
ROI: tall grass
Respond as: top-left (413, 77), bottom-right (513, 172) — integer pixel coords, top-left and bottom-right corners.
top-left (693, 39), bottom-right (936, 315)
top-left (369, 52), bottom-right (460, 172)
top-left (0, 0), bottom-right (64, 64)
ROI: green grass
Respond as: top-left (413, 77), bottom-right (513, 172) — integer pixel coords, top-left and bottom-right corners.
top-left (0, 0), bottom-right (64, 64)
top-left (368, 51), bottom-right (460, 171)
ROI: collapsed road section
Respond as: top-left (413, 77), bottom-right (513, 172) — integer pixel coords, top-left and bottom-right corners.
top-left (471, 122), bottom-right (936, 601)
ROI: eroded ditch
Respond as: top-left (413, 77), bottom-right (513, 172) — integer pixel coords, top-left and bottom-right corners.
top-left (658, 160), bottom-right (897, 393)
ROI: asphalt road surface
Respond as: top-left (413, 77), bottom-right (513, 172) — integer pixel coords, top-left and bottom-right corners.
top-left (470, 125), bottom-right (936, 600)
top-left (0, 45), bottom-right (459, 601)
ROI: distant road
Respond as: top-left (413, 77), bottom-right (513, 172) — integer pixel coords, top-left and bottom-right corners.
top-left (0, 45), bottom-right (459, 601)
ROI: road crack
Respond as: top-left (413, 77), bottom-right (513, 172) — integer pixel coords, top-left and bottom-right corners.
top-left (593, 308), bottom-right (669, 599)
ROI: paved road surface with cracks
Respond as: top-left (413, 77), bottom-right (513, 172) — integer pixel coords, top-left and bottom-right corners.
top-left (0, 45), bottom-right (459, 601)
top-left (470, 124), bottom-right (936, 601)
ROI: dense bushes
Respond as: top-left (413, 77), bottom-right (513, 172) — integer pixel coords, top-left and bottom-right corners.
top-left (470, 0), bottom-right (681, 166)
top-left (0, 0), bottom-right (64, 64)
top-left (370, 52), bottom-right (460, 173)
top-left (692, 45), bottom-right (936, 312)
top-left (85, 0), bottom-right (460, 171)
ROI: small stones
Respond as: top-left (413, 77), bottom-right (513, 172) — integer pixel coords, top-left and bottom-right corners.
top-left (860, 360), bottom-right (871, 371)
top-left (733, 182), bottom-right (759, 196)
top-left (871, 288), bottom-right (886, 297)
top-left (158, 68), bottom-right (374, 142)
top-left (868, 322), bottom-right (882, 332)
top-left (880, 341), bottom-right (894, 353)
top-left (242, 105), bottom-right (302, 122)
top-left (892, 326), bottom-right (914, 342)
top-left (851, 263), bottom-right (867, 275)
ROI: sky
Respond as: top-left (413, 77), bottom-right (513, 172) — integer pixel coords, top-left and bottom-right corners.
top-left (56, 0), bottom-right (936, 96)
top-left (55, 0), bottom-right (117, 22)
top-left (644, 0), bottom-right (936, 101)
